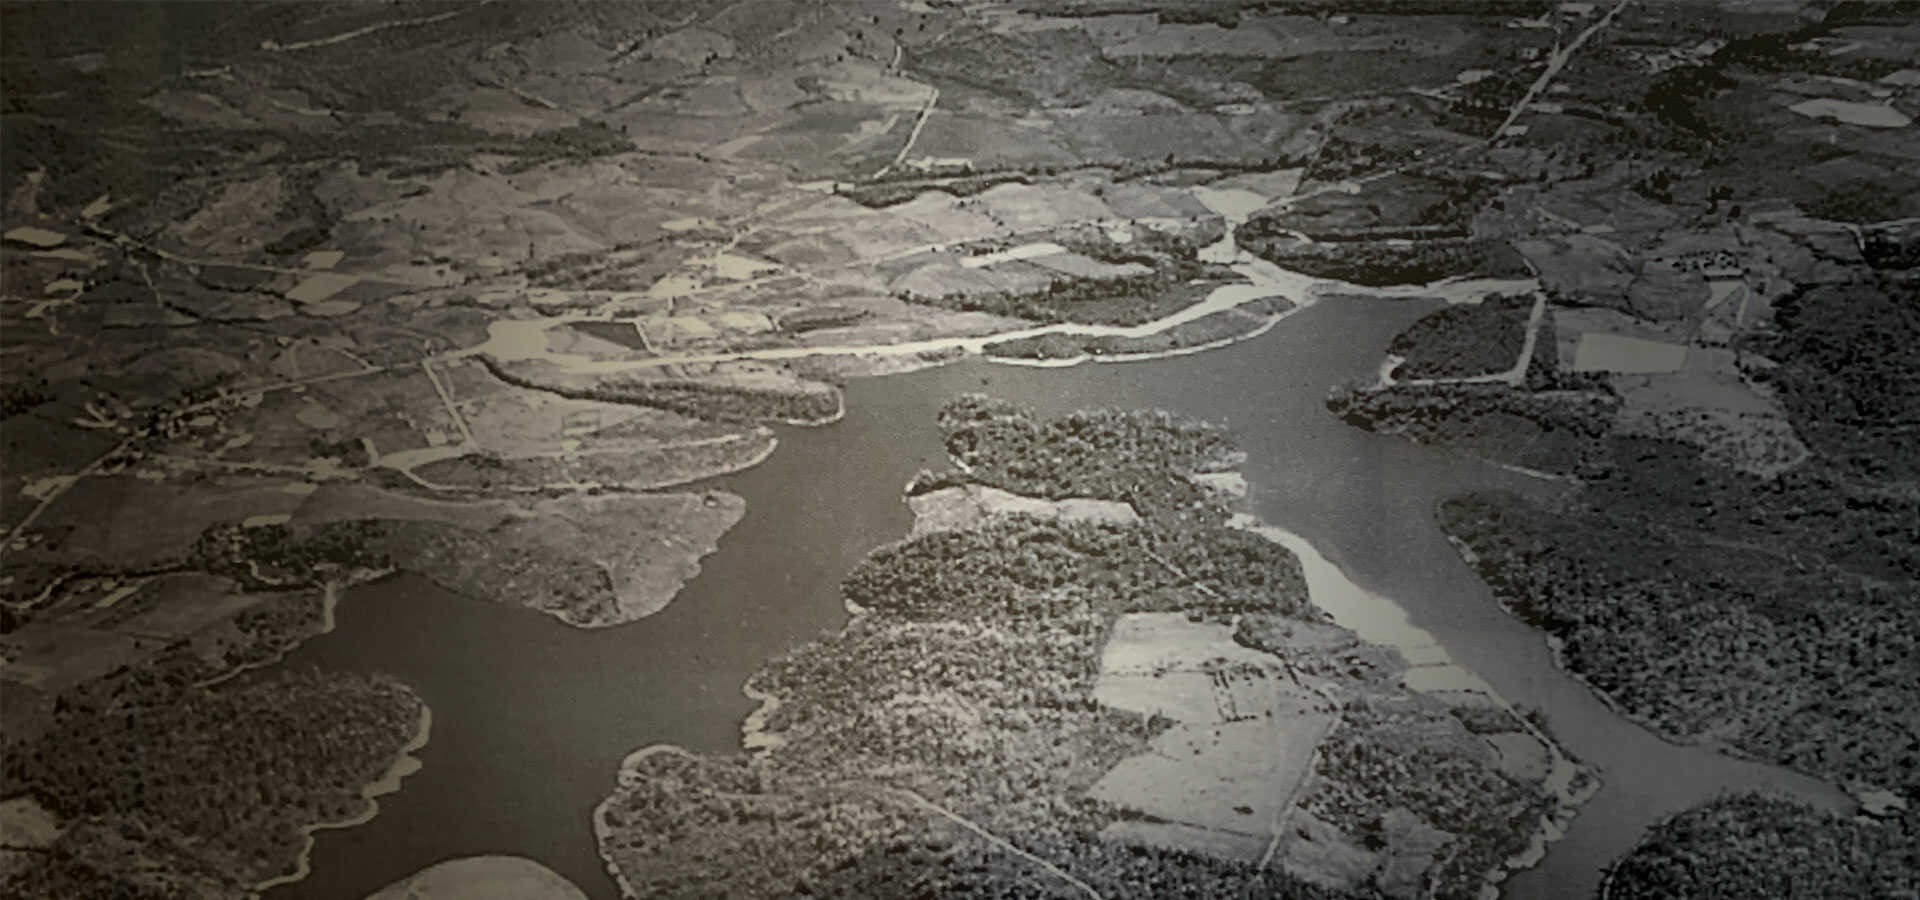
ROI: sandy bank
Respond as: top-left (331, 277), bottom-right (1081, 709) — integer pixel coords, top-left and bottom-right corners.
top-left (1228, 510), bottom-right (1589, 890)
top-left (592, 743), bottom-right (700, 900)
top-left (1226, 512), bottom-right (1596, 893)
top-left (740, 679), bottom-right (788, 753)
top-left (192, 581), bottom-right (358, 689)
top-left (363, 855), bottom-right (588, 900)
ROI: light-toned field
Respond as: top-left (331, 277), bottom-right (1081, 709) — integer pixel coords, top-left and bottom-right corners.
top-left (364, 856), bottom-right (588, 900)
top-left (907, 484), bottom-right (1137, 537)
top-left (1788, 97), bottom-right (1913, 128)
top-left (1095, 613), bottom-right (1278, 681)
top-left (1570, 332), bottom-right (1688, 374)
top-left (0, 797), bottom-right (61, 848)
top-left (3, 226), bottom-right (67, 248)
top-left (1088, 611), bottom-right (1337, 857)
top-left (1090, 716), bottom-right (1331, 837)
top-left (1611, 346), bottom-right (1810, 476)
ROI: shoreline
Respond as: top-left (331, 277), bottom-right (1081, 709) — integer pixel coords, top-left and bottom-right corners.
top-left (251, 702), bottom-right (434, 894)
top-left (983, 308), bottom-right (1294, 370)
top-left (620, 433), bottom-right (780, 493)
top-left (1224, 511), bottom-right (1598, 894)
top-left (596, 457), bottom-right (1591, 897)
top-left (739, 678), bottom-right (787, 754)
top-left (388, 430), bottom-right (784, 496)
top-left (457, 214), bottom-right (1533, 384)
top-left (1439, 532), bottom-right (1858, 816)
top-left (193, 581), bottom-right (353, 690)
top-left (592, 743), bottom-right (698, 900)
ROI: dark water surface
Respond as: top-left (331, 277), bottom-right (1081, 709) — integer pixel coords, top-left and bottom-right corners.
top-left (271, 298), bottom-right (1847, 900)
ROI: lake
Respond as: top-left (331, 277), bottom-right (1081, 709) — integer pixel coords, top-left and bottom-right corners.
top-left (270, 297), bottom-right (1847, 900)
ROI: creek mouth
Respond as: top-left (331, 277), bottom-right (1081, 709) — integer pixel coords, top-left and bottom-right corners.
top-left (270, 298), bottom-right (1847, 900)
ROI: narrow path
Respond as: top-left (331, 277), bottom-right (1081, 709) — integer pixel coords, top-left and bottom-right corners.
top-left (3, 437), bottom-right (132, 549)
top-left (859, 784), bottom-right (1107, 900)
top-left (1257, 718), bottom-right (1335, 870)
top-left (606, 745), bottom-right (1103, 900)
top-left (84, 224), bottom-right (428, 287)
top-left (872, 86), bottom-right (940, 180)
top-left (420, 358), bottom-right (477, 448)
top-left (259, 2), bottom-right (489, 53)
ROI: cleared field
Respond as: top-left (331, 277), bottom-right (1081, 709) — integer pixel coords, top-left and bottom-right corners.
top-left (1788, 98), bottom-right (1913, 127)
top-left (19, 475), bottom-right (310, 569)
top-left (1569, 332), bottom-right (1688, 374)
top-left (1090, 716), bottom-right (1331, 837)
top-left (1087, 612), bottom-right (1337, 855)
top-left (1612, 346), bottom-right (1810, 476)
top-left (906, 484), bottom-right (1136, 537)
top-left (1095, 613), bottom-right (1276, 679)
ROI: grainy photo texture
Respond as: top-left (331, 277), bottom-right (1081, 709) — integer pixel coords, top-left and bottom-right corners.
top-left (1, 2), bottom-right (1915, 899)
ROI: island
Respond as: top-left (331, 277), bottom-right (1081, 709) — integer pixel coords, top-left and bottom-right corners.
top-left (595, 398), bottom-right (1590, 899)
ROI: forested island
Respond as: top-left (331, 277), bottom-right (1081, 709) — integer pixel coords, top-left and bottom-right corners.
top-left (595, 398), bottom-right (1583, 900)
top-left (1, 619), bottom-right (425, 898)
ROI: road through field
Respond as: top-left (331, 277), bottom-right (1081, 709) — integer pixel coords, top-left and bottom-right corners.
top-left (1492, 0), bottom-right (1632, 144)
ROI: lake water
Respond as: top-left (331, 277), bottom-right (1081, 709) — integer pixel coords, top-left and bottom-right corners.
top-left (270, 297), bottom-right (1847, 900)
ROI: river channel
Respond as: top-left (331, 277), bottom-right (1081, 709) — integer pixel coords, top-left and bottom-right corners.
top-left (269, 296), bottom-right (1849, 900)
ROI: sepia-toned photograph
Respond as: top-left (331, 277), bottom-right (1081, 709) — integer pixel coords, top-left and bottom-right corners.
top-left (1, 1), bottom-right (1915, 898)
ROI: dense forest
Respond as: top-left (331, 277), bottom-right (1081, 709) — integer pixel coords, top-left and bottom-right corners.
top-left (1603, 794), bottom-right (1918, 899)
top-left (1755, 276), bottom-right (1920, 481)
top-left (1440, 487), bottom-right (1919, 795)
top-left (1236, 234), bottom-right (1530, 287)
top-left (598, 398), bottom-right (1565, 900)
top-left (1326, 381), bottom-right (1617, 476)
top-left (1386, 293), bottom-right (1533, 381)
top-left (1371, 270), bottom-right (1920, 799)
top-left (193, 518), bottom-right (630, 626)
top-left (2, 663), bottom-right (422, 898)
top-left (1322, 238), bottom-right (1920, 889)
top-left (903, 267), bottom-right (1226, 327)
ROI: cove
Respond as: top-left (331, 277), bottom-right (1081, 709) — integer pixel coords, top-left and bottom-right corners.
top-left (268, 297), bottom-right (1848, 900)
